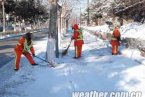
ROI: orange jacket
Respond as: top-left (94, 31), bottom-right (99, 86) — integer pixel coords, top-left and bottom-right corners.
top-left (15, 37), bottom-right (35, 54)
top-left (72, 24), bottom-right (84, 46)
top-left (110, 27), bottom-right (121, 46)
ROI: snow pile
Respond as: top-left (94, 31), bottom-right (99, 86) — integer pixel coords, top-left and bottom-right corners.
top-left (121, 49), bottom-right (141, 59)
top-left (120, 22), bottom-right (145, 40)
top-left (121, 48), bottom-right (145, 65)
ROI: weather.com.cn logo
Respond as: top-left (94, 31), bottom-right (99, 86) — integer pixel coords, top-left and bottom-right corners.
top-left (72, 91), bottom-right (142, 97)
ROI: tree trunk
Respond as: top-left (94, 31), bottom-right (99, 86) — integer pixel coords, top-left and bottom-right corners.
top-left (66, 19), bottom-right (69, 33)
top-left (48, 0), bottom-right (57, 38)
top-left (46, 38), bottom-right (56, 65)
top-left (46, 0), bottom-right (58, 65)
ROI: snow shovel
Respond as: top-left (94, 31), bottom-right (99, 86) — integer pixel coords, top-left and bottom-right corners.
top-left (34, 55), bottom-right (55, 67)
top-left (62, 40), bottom-right (72, 57)
top-left (34, 55), bottom-right (50, 63)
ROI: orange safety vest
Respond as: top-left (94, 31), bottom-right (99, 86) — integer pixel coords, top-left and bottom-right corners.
top-left (75, 29), bottom-right (83, 41)
top-left (15, 37), bottom-right (34, 54)
top-left (23, 39), bottom-right (33, 52)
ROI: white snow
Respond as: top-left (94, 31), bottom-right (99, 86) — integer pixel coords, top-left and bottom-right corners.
top-left (83, 24), bottom-right (110, 34)
top-left (0, 25), bottom-right (145, 97)
top-left (120, 22), bottom-right (145, 40)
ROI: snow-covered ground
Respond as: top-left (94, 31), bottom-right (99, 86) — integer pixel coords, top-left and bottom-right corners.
top-left (0, 25), bottom-right (145, 97)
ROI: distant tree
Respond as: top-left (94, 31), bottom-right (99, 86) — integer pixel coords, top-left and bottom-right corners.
top-left (14, 0), bottom-right (48, 23)
top-left (4, 0), bottom-right (16, 14)
top-left (15, 0), bottom-right (34, 21)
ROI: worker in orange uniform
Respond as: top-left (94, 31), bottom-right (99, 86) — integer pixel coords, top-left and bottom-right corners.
top-left (14, 32), bottom-right (37, 71)
top-left (71, 24), bottom-right (84, 58)
top-left (110, 26), bottom-right (121, 55)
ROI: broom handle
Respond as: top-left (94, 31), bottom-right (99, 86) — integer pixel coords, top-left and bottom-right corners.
top-left (67, 40), bottom-right (72, 50)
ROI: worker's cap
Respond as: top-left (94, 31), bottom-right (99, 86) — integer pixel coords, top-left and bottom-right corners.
top-left (72, 24), bottom-right (79, 30)
top-left (25, 32), bottom-right (33, 39)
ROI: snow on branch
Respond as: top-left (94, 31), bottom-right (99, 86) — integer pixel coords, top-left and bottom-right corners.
top-left (115, 0), bottom-right (145, 14)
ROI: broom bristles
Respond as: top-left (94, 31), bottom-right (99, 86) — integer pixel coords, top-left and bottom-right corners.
top-left (61, 40), bottom-right (72, 57)
top-left (62, 49), bottom-right (68, 57)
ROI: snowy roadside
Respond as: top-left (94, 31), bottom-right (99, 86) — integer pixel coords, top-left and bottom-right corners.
top-left (0, 33), bottom-right (25, 40)
top-left (83, 23), bottom-right (145, 66)
top-left (0, 26), bottom-right (145, 97)
top-left (0, 28), bottom-right (48, 40)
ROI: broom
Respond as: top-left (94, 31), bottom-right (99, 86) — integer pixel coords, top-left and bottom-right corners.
top-left (62, 40), bottom-right (72, 57)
